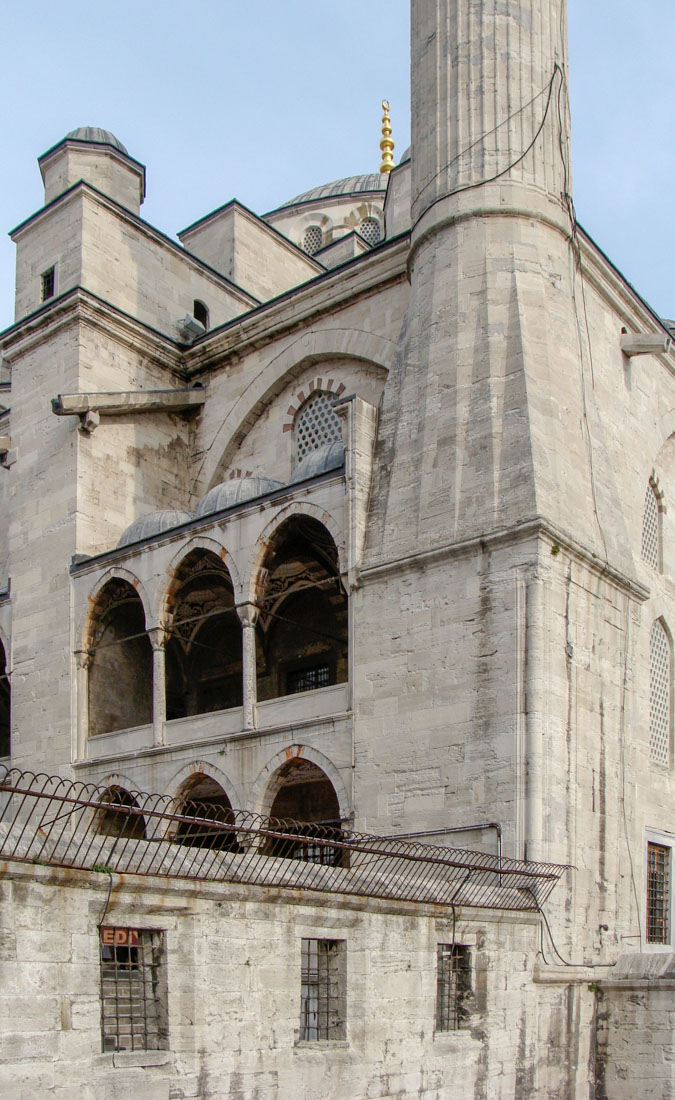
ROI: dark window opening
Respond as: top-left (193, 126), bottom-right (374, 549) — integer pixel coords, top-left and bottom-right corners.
top-left (165, 550), bottom-right (242, 720)
top-left (647, 842), bottom-right (671, 945)
top-left (100, 927), bottom-right (168, 1052)
top-left (88, 579), bottom-right (153, 736)
top-left (41, 267), bottom-right (55, 301)
top-left (265, 759), bottom-right (344, 866)
top-left (95, 787), bottom-right (146, 840)
top-left (436, 944), bottom-right (472, 1031)
top-left (300, 938), bottom-right (346, 1041)
top-left (256, 516), bottom-right (347, 703)
top-left (0, 640), bottom-right (10, 757)
top-left (174, 774), bottom-right (239, 852)
top-left (286, 664), bottom-right (331, 694)
top-left (193, 299), bottom-right (209, 330)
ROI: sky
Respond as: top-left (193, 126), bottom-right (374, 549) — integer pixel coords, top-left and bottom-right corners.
top-left (0, 1), bottom-right (673, 329)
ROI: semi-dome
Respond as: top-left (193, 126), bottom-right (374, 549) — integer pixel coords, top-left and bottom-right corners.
top-left (289, 441), bottom-right (345, 484)
top-left (117, 509), bottom-right (192, 548)
top-left (65, 127), bottom-right (128, 155)
top-left (280, 172), bottom-right (386, 209)
top-left (195, 477), bottom-right (283, 519)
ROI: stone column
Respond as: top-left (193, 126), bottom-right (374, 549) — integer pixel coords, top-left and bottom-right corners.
top-left (236, 603), bottom-right (258, 731)
top-left (148, 629), bottom-right (167, 748)
top-left (74, 649), bottom-right (92, 761)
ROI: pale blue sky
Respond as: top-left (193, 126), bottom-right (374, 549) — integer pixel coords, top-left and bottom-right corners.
top-left (0, 1), bottom-right (673, 328)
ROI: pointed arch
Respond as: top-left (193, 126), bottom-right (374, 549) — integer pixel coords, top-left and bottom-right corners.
top-left (250, 744), bottom-right (351, 822)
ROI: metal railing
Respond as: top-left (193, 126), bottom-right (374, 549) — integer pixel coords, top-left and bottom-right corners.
top-left (0, 768), bottom-right (566, 912)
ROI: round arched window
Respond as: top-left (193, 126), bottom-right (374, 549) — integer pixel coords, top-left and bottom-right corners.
top-left (302, 226), bottom-right (323, 255)
top-left (359, 217), bottom-right (381, 246)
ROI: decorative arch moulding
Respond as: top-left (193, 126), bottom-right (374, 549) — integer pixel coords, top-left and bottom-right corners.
top-left (283, 378), bottom-right (347, 434)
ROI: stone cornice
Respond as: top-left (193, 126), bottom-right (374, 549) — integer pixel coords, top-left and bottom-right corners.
top-left (360, 516), bottom-right (649, 603)
top-left (184, 234), bottom-right (411, 376)
top-left (0, 287), bottom-right (186, 375)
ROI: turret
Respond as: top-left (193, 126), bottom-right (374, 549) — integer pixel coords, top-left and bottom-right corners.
top-left (38, 126), bottom-right (146, 214)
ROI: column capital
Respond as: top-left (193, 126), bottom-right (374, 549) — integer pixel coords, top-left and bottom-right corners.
top-left (235, 602), bottom-right (259, 629)
top-left (147, 626), bottom-right (169, 649)
top-left (74, 648), bottom-right (93, 670)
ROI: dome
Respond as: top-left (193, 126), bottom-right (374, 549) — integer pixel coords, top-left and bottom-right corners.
top-left (289, 441), bottom-right (345, 484)
top-left (195, 477), bottom-right (283, 519)
top-left (117, 509), bottom-right (193, 548)
top-left (65, 127), bottom-right (128, 155)
top-left (280, 172), bottom-right (386, 208)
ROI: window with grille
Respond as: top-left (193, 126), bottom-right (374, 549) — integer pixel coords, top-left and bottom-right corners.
top-left (359, 217), bottom-right (381, 246)
top-left (650, 619), bottom-right (671, 766)
top-left (642, 481), bottom-right (661, 570)
top-left (302, 226), bottom-right (323, 255)
top-left (286, 664), bottom-right (331, 694)
top-left (41, 266), bottom-right (55, 301)
top-left (300, 938), bottom-right (345, 1041)
top-left (100, 927), bottom-right (168, 1052)
top-left (294, 391), bottom-right (342, 464)
top-left (436, 945), bottom-right (471, 1032)
top-left (647, 843), bottom-right (671, 945)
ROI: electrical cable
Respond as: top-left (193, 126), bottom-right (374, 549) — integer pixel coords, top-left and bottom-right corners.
top-left (525, 890), bottom-right (616, 969)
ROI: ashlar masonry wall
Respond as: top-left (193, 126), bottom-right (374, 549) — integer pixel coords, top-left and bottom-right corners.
top-left (0, 861), bottom-right (599, 1100)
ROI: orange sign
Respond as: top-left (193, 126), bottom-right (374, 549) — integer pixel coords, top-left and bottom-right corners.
top-left (100, 927), bottom-right (139, 947)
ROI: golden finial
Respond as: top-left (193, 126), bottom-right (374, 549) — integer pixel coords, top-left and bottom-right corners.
top-left (379, 99), bottom-right (395, 174)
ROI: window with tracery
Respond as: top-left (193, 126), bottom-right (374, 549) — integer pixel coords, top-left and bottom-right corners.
top-left (642, 480), bottom-right (661, 570)
top-left (359, 217), bottom-right (381, 246)
top-left (302, 226), bottom-right (323, 255)
top-left (294, 391), bottom-right (342, 465)
top-left (650, 619), bottom-right (671, 767)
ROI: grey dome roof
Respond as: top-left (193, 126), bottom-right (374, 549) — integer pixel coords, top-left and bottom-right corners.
top-left (66, 127), bottom-right (128, 155)
top-left (117, 509), bottom-right (193, 548)
top-left (195, 477), bottom-right (283, 519)
top-left (281, 172), bottom-right (386, 208)
top-left (289, 441), bottom-right (345, 484)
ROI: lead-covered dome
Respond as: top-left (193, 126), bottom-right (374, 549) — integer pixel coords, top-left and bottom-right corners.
top-left (195, 477), bottom-right (283, 519)
top-left (289, 441), bottom-right (345, 484)
top-left (117, 509), bottom-right (192, 548)
top-left (280, 172), bottom-right (386, 208)
top-left (66, 127), bottom-right (128, 155)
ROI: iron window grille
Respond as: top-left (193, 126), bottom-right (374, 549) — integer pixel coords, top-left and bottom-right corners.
top-left (41, 267), bottom-right (55, 301)
top-left (286, 664), bottom-right (331, 695)
top-left (300, 938), bottom-right (346, 1041)
top-left (100, 927), bottom-right (168, 1051)
top-left (436, 944), bottom-right (471, 1031)
top-left (642, 481), bottom-right (661, 570)
top-left (649, 619), bottom-right (671, 767)
top-left (647, 843), bottom-right (671, 945)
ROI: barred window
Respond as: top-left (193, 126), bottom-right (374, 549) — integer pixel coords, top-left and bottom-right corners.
top-left (650, 619), bottom-right (671, 767)
top-left (359, 217), bottom-right (381, 246)
top-left (647, 843), bottom-right (671, 945)
top-left (294, 391), bottom-right (342, 465)
top-left (300, 939), bottom-right (346, 1041)
top-left (302, 226), bottom-right (323, 255)
top-left (436, 944), bottom-right (471, 1031)
top-left (286, 664), bottom-right (331, 695)
top-left (41, 266), bottom-right (55, 301)
top-left (100, 927), bottom-right (168, 1052)
top-left (642, 481), bottom-right (661, 570)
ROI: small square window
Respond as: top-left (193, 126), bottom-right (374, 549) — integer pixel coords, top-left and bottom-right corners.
top-left (647, 843), bottom-right (671, 945)
top-left (436, 944), bottom-right (471, 1032)
top-left (41, 267), bottom-right (55, 301)
top-left (300, 938), bottom-right (345, 1041)
top-left (286, 664), bottom-right (331, 695)
top-left (100, 927), bottom-right (168, 1051)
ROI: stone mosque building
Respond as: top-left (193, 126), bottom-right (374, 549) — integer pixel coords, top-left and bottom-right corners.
top-left (0, 1), bottom-right (673, 1097)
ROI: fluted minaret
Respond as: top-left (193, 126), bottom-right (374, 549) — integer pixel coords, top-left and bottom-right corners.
top-left (367, 0), bottom-right (631, 575)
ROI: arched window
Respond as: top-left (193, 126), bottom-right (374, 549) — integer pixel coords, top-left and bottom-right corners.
top-left (165, 550), bottom-right (242, 719)
top-left (264, 758), bottom-right (344, 865)
top-left (0, 639), bottom-right (10, 757)
top-left (256, 516), bottom-right (348, 703)
top-left (642, 479), bottom-right (662, 570)
top-left (302, 226), bottom-right (323, 255)
top-left (88, 579), bottom-right (153, 736)
top-left (193, 299), bottom-right (209, 330)
top-left (359, 217), bottom-right (381, 246)
top-left (95, 786), bottom-right (146, 840)
top-left (174, 773), bottom-right (238, 851)
top-left (294, 391), bottom-right (343, 466)
top-left (650, 619), bottom-right (671, 767)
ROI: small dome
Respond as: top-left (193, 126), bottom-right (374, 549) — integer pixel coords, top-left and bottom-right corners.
top-left (65, 127), bottom-right (128, 155)
top-left (195, 477), bottom-right (283, 519)
top-left (289, 441), bottom-right (345, 484)
top-left (117, 509), bottom-right (192, 548)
